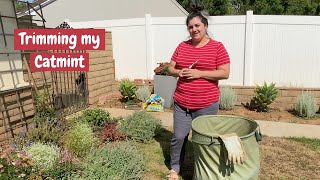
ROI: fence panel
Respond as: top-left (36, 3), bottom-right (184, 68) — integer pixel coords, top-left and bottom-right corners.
top-left (71, 12), bottom-right (320, 88)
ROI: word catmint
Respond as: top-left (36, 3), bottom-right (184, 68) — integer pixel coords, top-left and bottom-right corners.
top-left (30, 53), bottom-right (89, 72)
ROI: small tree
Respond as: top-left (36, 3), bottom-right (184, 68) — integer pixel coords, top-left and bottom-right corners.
top-left (249, 82), bottom-right (279, 112)
top-left (118, 79), bottom-right (137, 102)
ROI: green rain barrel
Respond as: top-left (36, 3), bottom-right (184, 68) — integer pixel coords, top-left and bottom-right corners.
top-left (192, 115), bottom-right (262, 180)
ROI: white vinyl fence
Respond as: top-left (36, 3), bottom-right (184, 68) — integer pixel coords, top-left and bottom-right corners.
top-left (70, 11), bottom-right (320, 88)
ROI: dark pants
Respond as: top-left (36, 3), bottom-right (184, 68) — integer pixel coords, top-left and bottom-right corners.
top-left (170, 102), bottom-right (219, 173)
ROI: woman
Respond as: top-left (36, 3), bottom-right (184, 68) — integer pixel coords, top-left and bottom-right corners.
top-left (167, 8), bottom-right (231, 180)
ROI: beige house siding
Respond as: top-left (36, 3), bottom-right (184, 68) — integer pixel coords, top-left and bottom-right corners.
top-left (32, 0), bottom-right (188, 28)
top-left (0, 0), bottom-right (29, 91)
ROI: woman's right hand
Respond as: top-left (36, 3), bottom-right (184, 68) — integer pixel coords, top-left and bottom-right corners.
top-left (178, 69), bottom-right (184, 78)
top-left (180, 68), bottom-right (202, 79)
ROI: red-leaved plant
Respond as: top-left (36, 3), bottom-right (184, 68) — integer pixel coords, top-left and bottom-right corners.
top-left (154, 62), bottom-right (170, 76)
top-left (100, 123), bottom-right (126, 142)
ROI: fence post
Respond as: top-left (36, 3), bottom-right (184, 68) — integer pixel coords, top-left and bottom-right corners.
top-left (243, 11), bottom-right (253, 86)
top-left (145, 14), bottom-right (153, 79)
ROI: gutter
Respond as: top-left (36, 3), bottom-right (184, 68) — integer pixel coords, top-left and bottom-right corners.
top-left (16, 0), bottom-right (56, 18)
top-left (170, 0), bottom-right (189, 16)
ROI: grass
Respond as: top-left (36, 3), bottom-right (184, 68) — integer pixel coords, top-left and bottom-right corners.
top-left (137, 130), bottom-right (320, 180)
top-left (138, 140), bottom-right (168, 179)
top-left (289, 137), bottom-right (320, 151)
top-left (137, 128), bottom-right (171, 180)
top-left (137, 128), bottom-right (194, 180)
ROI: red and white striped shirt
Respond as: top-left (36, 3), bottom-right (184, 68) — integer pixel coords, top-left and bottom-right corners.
top-left (171, 39), bottom-right (230, 110)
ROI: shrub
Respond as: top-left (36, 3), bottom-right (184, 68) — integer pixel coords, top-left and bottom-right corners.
top-left (80, 108), bottom-right (112, 127)
top-left (27, 120), bottom-right (62, 145)
top-left (100, 122), bottom-right (126, 142)
top-left (25, 142), bottom-right (59, 172)
top-left (0, 145), bottom-right (41, 179)
top-left (295, 91), bottom-right (318, 118)
top-left (219, 86), bottom-right (237, 110)
top-left (47, 162), bottom-right (79, 179)
top-left (119, 79), bottom-right (137, 101)
top-left (118, 111), bottom-right (162, 143)
top-left (25, 91), bottom-right (63, 145)
top-left (250, 82), bottom-right (279, 112)
top-left (34, 91), bottom-right (56, 122)
top-left (10, 129), bottom-right (31, 150)
top-left (136, 85), bottom-right (151, 102)
top-left (83, 142), bottom-right (145, 180)
top-left (65, 122), bottom-right (98, 158)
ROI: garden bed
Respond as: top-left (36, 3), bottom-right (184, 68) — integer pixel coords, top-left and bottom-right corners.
top-left (2, 103), bottom-right (319, 179)
top-left (99, 93), bottom-right (320, 125)
top-left (219, 105), bottom-right (320, 125)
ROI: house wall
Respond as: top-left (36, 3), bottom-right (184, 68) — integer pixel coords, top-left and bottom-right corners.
top-left (87, 31), bottom-right (115, 104)
top-left (71, 12), bottom-right (320, 89)
top-left (33, 0), bottom-right (187, 28)
top-left (0, 87), bottom-right (34, 142)
top-left (0, 1), bottom-right (51, 142)
top-left (0, 0), bottom-right (29, 91)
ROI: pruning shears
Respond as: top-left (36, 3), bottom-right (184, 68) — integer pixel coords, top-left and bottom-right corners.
top-left (189, 60), bottom-right (198, 69)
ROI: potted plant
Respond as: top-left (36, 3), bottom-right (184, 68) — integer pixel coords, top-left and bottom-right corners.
top-left (153, 62), bottom-right (177, 108)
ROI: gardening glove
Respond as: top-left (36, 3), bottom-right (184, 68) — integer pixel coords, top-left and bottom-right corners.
top-left (219, 133), bottom-right (245, 165)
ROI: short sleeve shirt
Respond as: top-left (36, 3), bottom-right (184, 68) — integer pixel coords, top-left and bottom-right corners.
top-left (171, 39), bottom-right (230, 110)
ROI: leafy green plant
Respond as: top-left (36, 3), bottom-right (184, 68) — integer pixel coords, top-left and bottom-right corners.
top-left (34, 91), bottom-right (56, 122)
top-left (118, 111), bottom-right (162, 143)
top-left (136, 85), bottom-right (151, 102)
top-left (47, 162), bottom-right (79, 179)
top-left (25, 91), bottom-right (64, 145)
top-left (65, 122), bottom-right (98, 158)
top-left (80, 108), bottom-right (112, 127)
top-left (295, 91), bottom-right (318, 118)
top-left (15, 1), bottom-right (27, 11)
top-left (250, 82), bottom-right (279, 112)
top-left (25, 142), bottom-right (60, 172)
top-left (27, 121), bottom-right (62, 145)
top-left (119, 79), bottom-right (137, 101)
top-left (219, 86), bottom-right (237, 110)
top-left (83, 141), bottom-right (145, 180)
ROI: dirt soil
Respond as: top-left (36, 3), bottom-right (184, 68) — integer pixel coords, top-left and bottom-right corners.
top-left (219, 106), bottom-right (320, 125)
top-left (99, 91), bottom-right (320, 125)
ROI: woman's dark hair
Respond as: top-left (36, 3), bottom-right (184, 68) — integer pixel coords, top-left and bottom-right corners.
top-left (186, 4), bottom-right (208, 27)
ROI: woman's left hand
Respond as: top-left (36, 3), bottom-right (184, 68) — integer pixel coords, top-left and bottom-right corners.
top-left (181, 68), bottom-right (202, 79)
